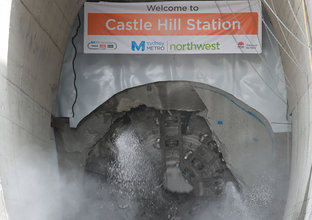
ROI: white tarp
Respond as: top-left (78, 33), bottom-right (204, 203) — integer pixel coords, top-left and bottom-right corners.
top-left (56, 6), bottom-right (288, 132)
top-left (84, 1), bottom-right (262, 54)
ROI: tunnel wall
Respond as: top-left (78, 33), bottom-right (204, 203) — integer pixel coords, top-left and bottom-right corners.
top-left (0, 0), bottom-right (83, 219)
top-left (263, 0), bottom-right (312, 219)
top-left (0, 0), bottom-right (311, 219)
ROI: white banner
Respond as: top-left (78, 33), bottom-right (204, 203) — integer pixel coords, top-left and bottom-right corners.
top-left (84, 1), bottom-right (262, 54)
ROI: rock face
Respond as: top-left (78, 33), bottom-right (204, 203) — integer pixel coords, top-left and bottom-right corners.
top-left (85, 106), bottom-right (238, 219)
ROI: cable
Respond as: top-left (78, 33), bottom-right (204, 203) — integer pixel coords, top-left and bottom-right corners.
top-left (263, 19), bottom-right (307, 76)
top-left (238, 0), bottom-right (299, 101)
top-left (287, 0), bottom-right (306, 37)
top-left (258, 8), bottom-right (301, 101)
top-left (71, 14), bottom-right (81, 118)
top-left (228, 0), bottom-right (291, 98)
top-left (216, 1), bottom-right (288, 104)
top-left (262, 22), bottom-right (299, 100)
top-left (261, 0), bottom-right (309, 48)
top-left (270, 0), bottom-right (301, 67)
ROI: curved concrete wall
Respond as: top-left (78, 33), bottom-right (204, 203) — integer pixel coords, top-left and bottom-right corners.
top-left (0, 0), bottom-right (84, 219)
top-left (0, 0), bottom-right (311, 219)
top-left (262, 1), bottom-right (312, 219)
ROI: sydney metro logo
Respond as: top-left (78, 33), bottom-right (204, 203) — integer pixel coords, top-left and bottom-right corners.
top-left (131, 41), bottom-right (145, 51)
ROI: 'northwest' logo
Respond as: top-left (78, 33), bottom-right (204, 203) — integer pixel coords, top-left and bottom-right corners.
top-left (131, 41), bottom-right (145, 51)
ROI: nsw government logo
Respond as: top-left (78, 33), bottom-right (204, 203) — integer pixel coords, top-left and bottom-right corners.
top-left (88, 41), bottom-right (117, 50)
top-left (131, 41), bottom-right (165, 52)
top-left (237, 41), bottom-right (245, 49)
